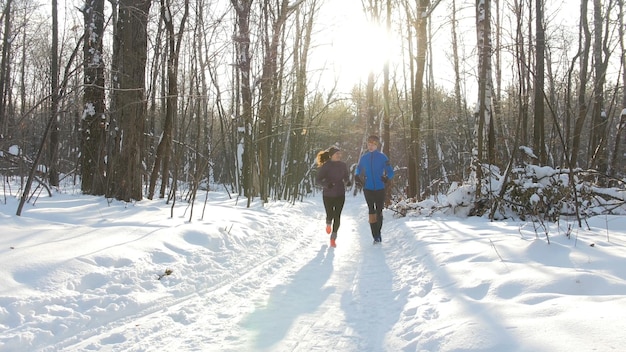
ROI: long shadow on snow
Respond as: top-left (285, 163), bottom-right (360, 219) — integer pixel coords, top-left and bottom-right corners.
top-left (242, 244), bottom-right (335, 349)
top-left (402, 218), bottom-right (528, 351)
top-left (340, 210), bottom-right (398, 352)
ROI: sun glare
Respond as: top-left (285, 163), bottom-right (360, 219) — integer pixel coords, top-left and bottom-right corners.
top-left (330, 18), bottom-right (395, 87)
top-left (313, 1), bottom-right (400, 93)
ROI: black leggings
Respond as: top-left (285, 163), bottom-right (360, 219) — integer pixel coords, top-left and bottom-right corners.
top-left (364, 189), bottom-right (385, 238)
top-left (323, 195), bottom-right (345, 236)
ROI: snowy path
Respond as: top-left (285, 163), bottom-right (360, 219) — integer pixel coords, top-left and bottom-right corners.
top-left (58, 196), bottom-right (419, 352)
top-left (236, 198), bottom-right (403, 352)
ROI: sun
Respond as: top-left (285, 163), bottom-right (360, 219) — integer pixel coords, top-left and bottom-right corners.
top-left (313, 3), bottom-right (399, 93)
top-left (333, 19), bottom-right (394, 82)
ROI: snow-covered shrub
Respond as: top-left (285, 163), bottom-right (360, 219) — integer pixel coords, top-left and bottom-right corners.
top-left (505, 166), bottom-right (573, 221)
top-left (389, 159), bottom-right (626, 221)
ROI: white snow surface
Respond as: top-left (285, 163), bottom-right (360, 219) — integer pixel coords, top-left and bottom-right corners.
top-left (1, 189), bottom-right (626, 351)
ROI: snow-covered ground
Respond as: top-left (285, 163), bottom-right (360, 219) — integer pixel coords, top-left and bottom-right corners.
top-left (1, 188), bottom-right (625, 351)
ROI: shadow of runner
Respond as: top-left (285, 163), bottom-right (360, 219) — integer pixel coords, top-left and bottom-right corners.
top-left (340, 239), bottom-right (397, 351)
top-left (241, 245), bottom-right (335, 350)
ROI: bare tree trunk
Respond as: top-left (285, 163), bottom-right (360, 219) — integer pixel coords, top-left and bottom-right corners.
top-left (285, 1), bottom-right (315, 202)
top-left (231, 0), bottom-right (255, 205)
top-left (109, 0), bottom-right (152, 202)
top-left (493, 0), bottom-right (508, 163)
top-left (257, 0), bottom-right (299, 202)
top-left (571, 0), bottom-right (591, 170)
top-left (383, 0), bottom-right (392, 203)
top-left (426, 20), bottom-right (437, 191)
top-left (365, 71), bottom-right (377, 134)
top-left (148, 0), bottom-right (189, 200)
top-left (450, 0), bottom-right (471, 172)
top-left (533, 0), bottom-right (545, 164)
top-left (589, 0), bottom-right (610, 178)
top-left (494, 0), bottom-right (501, 107)
top-left (545, 39), bottom-right (558, 165)
top-left (362, 1), bottom-right (381, 136)
top-left (146, 11), bottom-right (164, 183)
top-left (49, 0), bottom-right (59, 187)
top-left (19, 4), bottom-right (25, 119)
top-left (0, 0), bottom-right (11, 136)
top-left (513, 0), bottom-right (529, 151)
top-left (81, 0), bottom-right (107, 195)
top-left (451, 0), bottom-right (461, 116)
top-left (382, 0), bottom-right (392, 157)
top-left (610, 0), bottom-right (626, 176)
top-left (407, 0), bottom-right (429, 199)
top-left (475, 0), bottom-right (493, 204)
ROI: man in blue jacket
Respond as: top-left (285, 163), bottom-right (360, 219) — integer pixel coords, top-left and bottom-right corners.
top-left (355, 135), bottom-right (394, 244)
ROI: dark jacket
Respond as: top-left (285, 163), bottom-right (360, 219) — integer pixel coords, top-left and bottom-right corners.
top-left (355, 150), bottom-right (394, 191)
top-left (316, 160), bottom-right (350, 197)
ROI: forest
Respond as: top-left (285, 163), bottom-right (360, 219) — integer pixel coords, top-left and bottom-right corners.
top-left (0, 0), bottom-right (625, 221)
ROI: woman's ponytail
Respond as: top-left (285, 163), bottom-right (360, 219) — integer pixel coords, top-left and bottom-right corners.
top-left (316, 150), bottom-right (330, 167)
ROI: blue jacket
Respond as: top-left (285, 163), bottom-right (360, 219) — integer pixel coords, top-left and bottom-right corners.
top-left (356, 150), bottom-right (394, 191)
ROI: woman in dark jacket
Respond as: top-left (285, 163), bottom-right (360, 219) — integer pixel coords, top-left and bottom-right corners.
top-left (316, 146), bottom-right (351, 248)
